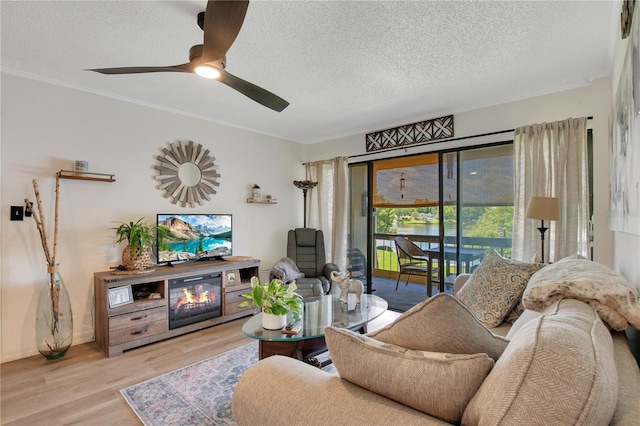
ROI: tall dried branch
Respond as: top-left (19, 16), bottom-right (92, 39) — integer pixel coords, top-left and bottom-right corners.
top-left (52, 176), bottom-right (60, 264)
top-left (32, 179), bottom-right (52, 265)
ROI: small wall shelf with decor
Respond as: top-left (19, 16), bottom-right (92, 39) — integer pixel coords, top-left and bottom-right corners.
top-left (56, 170), bottom-right (116, 182)
top-left (246, 198), bottom-right (277, 204)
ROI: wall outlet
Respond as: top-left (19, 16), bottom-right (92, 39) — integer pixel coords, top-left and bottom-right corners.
top-left (10, 206), bottom-right (24, 221)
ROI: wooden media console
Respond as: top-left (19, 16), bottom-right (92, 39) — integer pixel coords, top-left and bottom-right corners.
top-left (94, 259), bottom-right (259, 357)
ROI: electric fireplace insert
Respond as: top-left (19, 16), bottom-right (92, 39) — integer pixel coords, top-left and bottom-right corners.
top-left (168, 273), bottom-right (222, 330)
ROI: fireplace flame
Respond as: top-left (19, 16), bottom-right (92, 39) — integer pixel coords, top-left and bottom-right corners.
top-left (175, 285), bottom-right (217, 311)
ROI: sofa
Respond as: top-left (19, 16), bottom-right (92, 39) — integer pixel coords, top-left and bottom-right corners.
top-left (233, 256), bottom-right (640, 425)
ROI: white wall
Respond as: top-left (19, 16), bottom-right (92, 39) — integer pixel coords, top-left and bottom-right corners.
top-left (306, 84), bottom-right (615, 267)
top-left (1, 73), bottom-right (306, 362)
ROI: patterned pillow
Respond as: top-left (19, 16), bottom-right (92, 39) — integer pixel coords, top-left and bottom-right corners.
top-left (325, 326), bottom-right (494, 424)
top-left (369, 293), bottom-right (508, 360)
top-left (504, 297), bottom-right (527, 324)
top-left (456, 250), bottom-right (542, 328)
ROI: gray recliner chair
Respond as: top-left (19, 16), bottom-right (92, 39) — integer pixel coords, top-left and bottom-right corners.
top-left (286, 228), bottom-right (340, 296)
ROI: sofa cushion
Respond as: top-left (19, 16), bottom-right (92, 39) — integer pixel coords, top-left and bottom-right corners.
top-left (291, 278), bottom-right (323, 298)
top-left (456, 250), bottom-right (542, 327)
top-left (232, 355), bottom-right (437, 426)
top-left (369, 293), bottom-right (508, 361)
top-left (523, 258), bottom-right (640, 331)
top-left (325, 326), bottom-right (494, 424)
top-left (462, 299), bottom-right (618, 425)
top-left (610, 331), bottom-right (640, 424)
top-left (505, 308), bottom-right (542, 340)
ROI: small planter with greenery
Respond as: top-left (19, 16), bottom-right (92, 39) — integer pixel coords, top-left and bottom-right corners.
top-left (239, 277), bottom-right (302, 329)
top-left (113, 217), bottom-right (156, 271)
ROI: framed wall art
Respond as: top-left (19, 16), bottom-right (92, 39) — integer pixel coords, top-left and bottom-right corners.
top-left (108, 286), bottom-right (134, 308)
top-left (610, 4), bottom-right (640, 236)
top-left (224, 269), bottom-right (241, 287)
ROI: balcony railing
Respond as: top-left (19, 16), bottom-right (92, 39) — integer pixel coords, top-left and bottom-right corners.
top-left (373, 233), bottom-right (512, 277)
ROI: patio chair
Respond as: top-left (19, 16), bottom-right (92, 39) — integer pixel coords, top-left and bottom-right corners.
top-left (394, 236), bottom-right (435, 297)
top-left (347, 248), bottom-right (367, 278)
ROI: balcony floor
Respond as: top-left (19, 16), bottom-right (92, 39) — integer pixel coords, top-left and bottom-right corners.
top-left (370, 276), bottom-right (454, 312)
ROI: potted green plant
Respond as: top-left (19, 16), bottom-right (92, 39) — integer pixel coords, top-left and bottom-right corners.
top-left (239, 277), bottom-right (303, 329)
top-left (113, 217), bottom-right (156, 271)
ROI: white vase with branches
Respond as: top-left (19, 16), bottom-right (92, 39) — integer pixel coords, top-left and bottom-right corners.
top-left (32, 178), bottom-right (73, 359)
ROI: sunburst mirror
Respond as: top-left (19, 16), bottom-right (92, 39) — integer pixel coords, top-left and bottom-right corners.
top-left (153, 140), bottom-right (220, 207)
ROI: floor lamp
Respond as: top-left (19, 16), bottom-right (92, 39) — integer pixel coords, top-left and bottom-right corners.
top-left (525, 196), bottom-right (559, 264)
top-left (293, 180), bottom-right (317, 228)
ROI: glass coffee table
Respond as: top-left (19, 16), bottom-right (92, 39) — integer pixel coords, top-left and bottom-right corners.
top-left (242, 294), bottom-right (388, 366)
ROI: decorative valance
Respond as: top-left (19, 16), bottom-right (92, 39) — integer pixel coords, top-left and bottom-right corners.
top-left (365, 115), bottom-right (454, 152)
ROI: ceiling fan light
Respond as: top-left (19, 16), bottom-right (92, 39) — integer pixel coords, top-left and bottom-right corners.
top-left (195, 65), bottom-right (220, 79)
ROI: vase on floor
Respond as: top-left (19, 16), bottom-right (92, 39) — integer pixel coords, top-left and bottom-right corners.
top-left (36, 264), bottom-right (73, 360)
top-left (262, 312), bottom-right (287, 330)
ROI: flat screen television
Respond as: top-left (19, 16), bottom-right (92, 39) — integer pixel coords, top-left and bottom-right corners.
top-left (156, 214), bottom-right (232, 264)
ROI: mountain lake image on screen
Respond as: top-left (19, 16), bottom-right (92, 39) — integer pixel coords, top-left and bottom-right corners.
top-left (156, 214), bottom-right (232, 263)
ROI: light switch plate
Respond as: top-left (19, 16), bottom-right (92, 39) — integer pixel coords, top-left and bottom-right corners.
top-left (10, 206), bottom-right (24, 221)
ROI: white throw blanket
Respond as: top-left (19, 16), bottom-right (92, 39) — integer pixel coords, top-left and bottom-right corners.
top-left (522, 259), bottom-right (640, 331)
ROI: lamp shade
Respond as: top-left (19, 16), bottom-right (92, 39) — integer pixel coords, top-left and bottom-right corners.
top-left (525, 196), bottom-right (560, 221)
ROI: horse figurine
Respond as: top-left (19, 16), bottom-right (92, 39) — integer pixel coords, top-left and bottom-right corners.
top-left (330, 270), bottom-right (363, 304)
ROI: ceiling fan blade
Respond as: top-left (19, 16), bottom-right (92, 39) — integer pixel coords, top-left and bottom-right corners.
top-left (218, 69), bottom-right (289, 112)
top-left (86, 64), bottom-right (192, 75)
top-left (201, 0), bottom-right (249, 63)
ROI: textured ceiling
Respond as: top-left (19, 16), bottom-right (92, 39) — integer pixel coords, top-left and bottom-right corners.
top-left (1, 1), bottom-right (617, 144)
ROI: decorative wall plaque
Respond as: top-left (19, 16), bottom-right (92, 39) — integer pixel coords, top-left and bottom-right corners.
top-left (365, 115), bottom-right (454, 152)
top-left (153, 140), bottom-right (220, 208)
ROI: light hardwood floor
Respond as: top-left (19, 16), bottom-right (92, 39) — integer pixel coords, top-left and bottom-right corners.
top-left (1, 310), bottom-right (400, 425)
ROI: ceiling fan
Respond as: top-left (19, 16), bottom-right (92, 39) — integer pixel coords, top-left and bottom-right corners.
top-left (86, 0), bottom-right (289, 112)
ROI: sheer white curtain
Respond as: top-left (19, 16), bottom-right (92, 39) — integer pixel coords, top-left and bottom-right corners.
top-left (305, 157), bottom-right (349, 271)
top-left (512, 117), bottom-right (589, 262)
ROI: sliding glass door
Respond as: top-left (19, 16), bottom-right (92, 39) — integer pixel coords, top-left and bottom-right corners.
top-left (347, 164), bottom-right (370, 290)
top-left (459, 144), bottom-right (514, 260)
top-left (347, 142), bottom-right (515, 309)
top-left (371, 153), bottom-right (443, 295)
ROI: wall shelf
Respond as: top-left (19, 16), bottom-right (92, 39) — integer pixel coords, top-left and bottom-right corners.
top-left (57, 170), bottom-right (116, 182)
top-left (246, 198), bottom-right (277, 204)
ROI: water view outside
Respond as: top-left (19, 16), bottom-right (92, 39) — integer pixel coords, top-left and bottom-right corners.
top-left (395, 222), bottom-right (455, 236)
top-left (374, 206), bottom-right (514, 274)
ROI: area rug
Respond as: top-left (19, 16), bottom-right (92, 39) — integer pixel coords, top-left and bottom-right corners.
top-left (121, 341), bottom-right (258, 426)
top-left (121, 341), bottom-right (336, 425)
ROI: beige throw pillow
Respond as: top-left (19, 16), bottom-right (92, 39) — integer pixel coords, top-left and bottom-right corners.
top-left (456, 250), bottom-right (542, 327)
top-left (369, 293), bottom-right (508, 360)
top-left (325, 327), bottom-right (494, 424)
